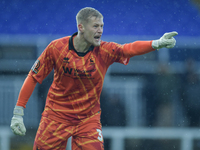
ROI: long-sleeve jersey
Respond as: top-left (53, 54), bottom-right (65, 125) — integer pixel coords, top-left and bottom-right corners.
top-left (17, 32), bottom-right (155, 124)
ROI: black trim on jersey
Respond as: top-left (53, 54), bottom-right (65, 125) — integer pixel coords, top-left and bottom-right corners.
top-left (69, 32), bottom-right (94, 57)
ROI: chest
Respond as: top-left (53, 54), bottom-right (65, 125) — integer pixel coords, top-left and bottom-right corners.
top-left (55, 50), bottom-right (107, 83)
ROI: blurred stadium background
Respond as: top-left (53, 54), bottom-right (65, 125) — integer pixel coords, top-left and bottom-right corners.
top-left (1, 0), bottom-right (200, 150)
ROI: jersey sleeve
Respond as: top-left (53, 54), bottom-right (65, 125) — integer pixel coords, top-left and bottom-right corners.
top-left (100, 42), bottom-right (130, 66)
top-left (16, 74), bottom-right (37, 108)
top-left (29, 42), bottom-right (54, 84)
top-left (122, 41), bottom-right (155, 58)
top-left (100, 40), bottom-right (155, 66)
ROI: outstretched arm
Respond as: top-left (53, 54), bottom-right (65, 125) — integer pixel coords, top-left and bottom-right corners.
top-left (122, 31), bottom-right (178, 58)
top-left (123, 40), bottom-right (155, 58)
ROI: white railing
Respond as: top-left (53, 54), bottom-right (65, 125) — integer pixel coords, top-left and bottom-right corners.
top-left (102, 127), bottom-right (200, 150)
top-left (0, 126), bottom-right (13, 150)
top-left (1, 127), bottom-right (200, 150)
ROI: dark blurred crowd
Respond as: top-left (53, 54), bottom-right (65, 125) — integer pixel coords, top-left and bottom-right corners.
top-left (144, 58), bottom-right (200, 128)
top-left (100, 58), bottom-right (200, 128)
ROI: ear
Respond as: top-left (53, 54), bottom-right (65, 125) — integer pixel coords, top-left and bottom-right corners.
top-left (78, 23), bottom-right (84, 33)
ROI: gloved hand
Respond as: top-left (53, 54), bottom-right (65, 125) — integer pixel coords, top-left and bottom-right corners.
top-left (10, 106), bottom-right (26, 136)
top-left (152, 31), bottom-right (178, 50)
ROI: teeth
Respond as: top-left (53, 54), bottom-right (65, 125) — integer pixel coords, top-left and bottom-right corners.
top-left (94, 35), bottom-right (101, 39)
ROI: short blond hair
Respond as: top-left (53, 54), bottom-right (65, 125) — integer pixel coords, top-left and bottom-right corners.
top-left (76, 7), bottom-right (103, 25)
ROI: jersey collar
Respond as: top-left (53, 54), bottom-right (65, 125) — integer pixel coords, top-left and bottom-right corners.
top-left (69, 32), bottom-right (94, 57)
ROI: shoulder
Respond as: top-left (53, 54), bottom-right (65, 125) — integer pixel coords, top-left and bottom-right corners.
top-left (45, 36), bottom-right (71, 54)
top-left (100, 41), bottom-right (122, 49)
top-left (51, 36), bottom-right (70, 46)
top-left (98, 41), bottom-right (123, 54)
top-left (43, 36), bottom-right (71, 57)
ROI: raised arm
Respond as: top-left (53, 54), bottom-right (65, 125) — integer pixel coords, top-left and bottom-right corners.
top-left (123, 41), bottom-right (155, 58)
top-left (123, 31), bottom-right (178, 58)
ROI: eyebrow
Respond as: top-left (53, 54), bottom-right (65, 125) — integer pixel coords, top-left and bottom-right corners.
top-left (93, 22), bottom-right (104, 25)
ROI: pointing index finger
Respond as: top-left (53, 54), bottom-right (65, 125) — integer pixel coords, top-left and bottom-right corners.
top-left (164, 31), bottom-right (178, 39)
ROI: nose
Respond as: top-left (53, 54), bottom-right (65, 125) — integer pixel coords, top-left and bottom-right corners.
top-left (98, 27), bottom-right (103, 33)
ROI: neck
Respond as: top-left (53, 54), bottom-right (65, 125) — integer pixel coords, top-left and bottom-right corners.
top-left (74, 34), bottom-right (91, 53)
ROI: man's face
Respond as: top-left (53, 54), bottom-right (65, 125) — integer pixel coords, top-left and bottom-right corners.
top-left (82, 16), bottom-right (104, 47)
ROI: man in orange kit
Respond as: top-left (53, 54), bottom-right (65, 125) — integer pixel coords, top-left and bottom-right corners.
top-left (10, 7), bottom-right (178, 150)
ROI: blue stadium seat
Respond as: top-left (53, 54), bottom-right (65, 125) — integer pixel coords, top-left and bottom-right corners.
top-left (0, 0), bottom-right (200, 36)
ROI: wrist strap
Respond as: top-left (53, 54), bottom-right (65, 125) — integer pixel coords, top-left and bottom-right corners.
top-left (13, 106), bottom-right (24, 116)
top-left (152, 40), bottom-right (159, 49)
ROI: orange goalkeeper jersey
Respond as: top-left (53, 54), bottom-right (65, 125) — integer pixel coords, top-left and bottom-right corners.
top-left (30, 32), bottom-right (154, 124)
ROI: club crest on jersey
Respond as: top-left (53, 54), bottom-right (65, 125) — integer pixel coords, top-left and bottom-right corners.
top-left (31, 60), bottom-right (40, 74)
top-left (63, 57), bottom-right (69, 63)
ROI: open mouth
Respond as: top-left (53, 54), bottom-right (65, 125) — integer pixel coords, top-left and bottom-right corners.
top-left (94, 35), bottom-right (101, 41)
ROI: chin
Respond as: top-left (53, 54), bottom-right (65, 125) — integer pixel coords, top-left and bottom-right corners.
top-left (95, 44), bottom-right (101, 47)
top-left (93, 42), bottom-right (101, 47)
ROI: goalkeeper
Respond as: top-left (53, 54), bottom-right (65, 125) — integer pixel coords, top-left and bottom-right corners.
top-left (10, 7), bottom-right (177, 150)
